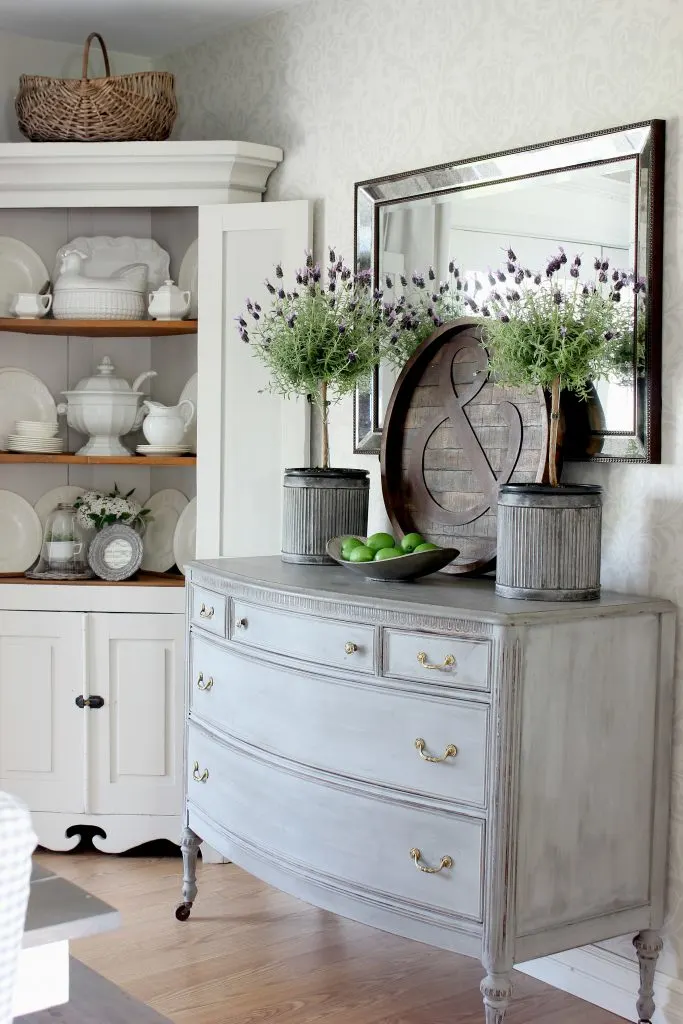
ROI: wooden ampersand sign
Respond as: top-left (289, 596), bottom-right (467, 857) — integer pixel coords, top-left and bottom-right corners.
top-left (381, 319), bottom-right (547, 576)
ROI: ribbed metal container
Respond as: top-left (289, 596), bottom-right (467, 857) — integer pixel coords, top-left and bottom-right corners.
top-left (496, 484), bottom-right (602, 601)
top-left (282, 468), bottom-right (370, 564)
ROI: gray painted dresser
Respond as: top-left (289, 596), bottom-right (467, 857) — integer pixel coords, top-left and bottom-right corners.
top-left (177, 557), bottom-right (675, 1024)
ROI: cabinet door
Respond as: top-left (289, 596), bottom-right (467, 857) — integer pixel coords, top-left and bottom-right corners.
top-left (0, 611), bottom-right (84, 812)
top-left (197, 199), bottom-right (313, 559)
top-left (88, 613), bottom-right (185, 817)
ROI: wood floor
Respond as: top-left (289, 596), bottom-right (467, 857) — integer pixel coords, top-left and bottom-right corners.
top-left (36, 850), bottom-right (623, 1024)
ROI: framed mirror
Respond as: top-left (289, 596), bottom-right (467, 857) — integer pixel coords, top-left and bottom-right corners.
top-left (354, 120), bottom-right (664, 461)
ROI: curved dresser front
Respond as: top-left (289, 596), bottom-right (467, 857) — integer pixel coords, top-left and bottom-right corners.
top-left (178, 556), bottom-right (675, 1024)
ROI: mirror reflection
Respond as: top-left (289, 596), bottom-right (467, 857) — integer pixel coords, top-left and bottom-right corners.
top-left (354, 121), bottom-right (663, 462)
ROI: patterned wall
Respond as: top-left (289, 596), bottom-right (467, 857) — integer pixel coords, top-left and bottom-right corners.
top-left (162, 0), bottom-right (683, 983)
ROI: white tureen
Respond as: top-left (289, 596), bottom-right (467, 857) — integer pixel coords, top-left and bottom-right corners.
top-left (57, 356), bottom-right (156, 456)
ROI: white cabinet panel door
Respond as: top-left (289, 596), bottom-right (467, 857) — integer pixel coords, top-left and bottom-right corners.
top-left (197, 199), bottom-right (313, 559)
top-left (88, 613), bottom-right (185, 817)
top-left (0, 611), bottom-right (84, 812)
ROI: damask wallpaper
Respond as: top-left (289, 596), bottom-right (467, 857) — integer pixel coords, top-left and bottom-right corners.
top-left (162, 0), bottom-right (683, 992)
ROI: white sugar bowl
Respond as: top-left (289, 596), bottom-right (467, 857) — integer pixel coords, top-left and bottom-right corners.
top-left (148, 279), bottom-right (191, 321)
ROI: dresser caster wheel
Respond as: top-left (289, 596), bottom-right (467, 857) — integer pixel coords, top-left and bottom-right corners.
top-left (175, 902), bottom-right (192, 921)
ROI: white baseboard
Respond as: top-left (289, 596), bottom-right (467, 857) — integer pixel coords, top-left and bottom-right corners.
top-left (519, 945), bottom-right (683, 1023)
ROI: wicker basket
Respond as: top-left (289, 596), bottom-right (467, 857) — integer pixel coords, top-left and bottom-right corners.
top-left (15, 33), bottom-right (177, 143)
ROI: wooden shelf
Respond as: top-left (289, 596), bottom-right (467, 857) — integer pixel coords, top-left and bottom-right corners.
top-left (0, 453), bottom-right (196, 466)
top-left (0, 318), bottom-right (198, 338)
top-left (0, 571), bottom-right (185, 587)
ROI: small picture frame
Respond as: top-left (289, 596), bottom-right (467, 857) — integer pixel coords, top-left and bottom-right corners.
top-left (88, 523), bottom-right (144, 582)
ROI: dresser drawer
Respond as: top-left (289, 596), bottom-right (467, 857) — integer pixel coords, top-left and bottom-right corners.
top-left (187, 723), bottom-right (484, 921)
top-left (190, 585), bottom-right (227, 637)
top-left (383, 629), bottom-right (491, 692)
top-left (189, 639), bottom-right (489, 808)
top-left (231, 600), bottom-right (375, 674)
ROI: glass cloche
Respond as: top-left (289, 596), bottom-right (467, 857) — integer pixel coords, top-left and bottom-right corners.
top-left (26, 504), bottom-right (94, 580)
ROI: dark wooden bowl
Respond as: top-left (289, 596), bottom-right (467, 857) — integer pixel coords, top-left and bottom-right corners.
top-left (326, 537), bottom-right (459, 583)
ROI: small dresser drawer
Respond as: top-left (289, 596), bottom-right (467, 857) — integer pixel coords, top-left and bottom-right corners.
top-left (231, 600), bottom-right (375, 674)
top-left (187, 723), bottom-right (484, 921)
top-left (190, 585), bottom-right (227, 637)
top-left (383, 629), bottom-right (490, 692)
top-left (188, 640), bottom-right (489, 807)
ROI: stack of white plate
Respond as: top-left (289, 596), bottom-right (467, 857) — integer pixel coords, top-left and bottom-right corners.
top-left (8, 419), bottom-right (63, 453)
top-left (136, 444), bottom-right (192, 456)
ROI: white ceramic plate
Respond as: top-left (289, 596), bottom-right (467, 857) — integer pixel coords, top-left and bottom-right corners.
top-left (53, 236), bottom-right (170, 291)
top-left (0, 237), bottom-right (49, 317)
top-left (0, 368), bottom-right (57, 449)
top-left (0, 490), bottom-right (43, 572)
top-left (142, 488), bottom-right (189, 572)
top-left (8, 442), bottom-right (64, 452)
top-left (34, 486), bottom-right (86, 527)
top-left (173, 497), bottom-right (196, 575)
top-left (136, 445), bottom-right (191, 456)
top-left (178, 239), bottom-right (198, 319)
top-left (178, 372), bottom-right (197, 452)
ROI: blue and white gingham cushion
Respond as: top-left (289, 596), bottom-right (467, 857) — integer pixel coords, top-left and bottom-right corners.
top-left (0, 792), bottom-right (36, 1024)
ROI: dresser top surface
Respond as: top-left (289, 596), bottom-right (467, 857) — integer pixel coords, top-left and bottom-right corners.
top-left (190, 558), bottom-right (673, 625)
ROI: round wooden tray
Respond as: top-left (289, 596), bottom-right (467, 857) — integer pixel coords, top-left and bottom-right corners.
top-left (380, 319), bottom-right (548, 576)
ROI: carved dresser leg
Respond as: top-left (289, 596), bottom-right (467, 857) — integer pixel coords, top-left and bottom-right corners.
top-left (633, 930), bottom-right (663, 1023)
top-left (175, 826), bottom-right (202, 921)
top-left (481, 972), bottom-right (513, 1023)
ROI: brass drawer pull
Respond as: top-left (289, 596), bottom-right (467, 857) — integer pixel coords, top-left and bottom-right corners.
top-left (192, 761), bottom-right (209, 783)
top-left (414, 738), bottom-right (458, 762)
top-left (199, 604), bottom-right (214, 620)
top-left (344, 642), bottom-right (358, 654)
top-left (410, 847), bottom-right (453, 873)
top-left (235, 617), bottom-right (248, 629)
top-left (417, 651), bottom-right (456, 671)
top-left (196, 672), bottom-right (214, 692)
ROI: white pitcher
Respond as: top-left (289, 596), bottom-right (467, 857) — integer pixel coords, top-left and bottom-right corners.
top-left (141, 399), bottom-right (195, 446)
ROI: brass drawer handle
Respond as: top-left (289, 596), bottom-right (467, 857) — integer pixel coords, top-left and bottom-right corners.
top-left (192, 761), bottom-right (209, 783)
top-left (196, 672), bottom-right (214, 692)
top-left (414, 738), bottom-right (458, 762)
top-left (410, 847), bottom-right (453, 873)
top-left (344, 642), bottom-right (358, 655)
top-left (417, 651), bottom-right (456, 671)
top-left (199, 604), bottom-right (214, 620)
top-left (235, 617), bottom-right (248, 629)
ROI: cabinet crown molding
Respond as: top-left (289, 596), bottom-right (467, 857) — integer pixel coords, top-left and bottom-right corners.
top-left (0, 140), bottom-right (284, 207)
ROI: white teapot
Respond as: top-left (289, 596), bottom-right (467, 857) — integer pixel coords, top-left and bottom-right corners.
top-left (148, 279), bottom-right (191, 321)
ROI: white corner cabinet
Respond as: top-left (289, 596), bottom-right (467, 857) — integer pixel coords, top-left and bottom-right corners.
top-left (0, 141), bottom-right (312, 851)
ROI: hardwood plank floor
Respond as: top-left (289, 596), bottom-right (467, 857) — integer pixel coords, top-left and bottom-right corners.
top-left (35, 851), bottom-right (623, 1024)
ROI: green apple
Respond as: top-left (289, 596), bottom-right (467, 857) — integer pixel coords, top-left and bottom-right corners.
top-left (414, 542), bottom-right (440, 553)
top-left (347, 544), bottom-right (374, 563)
top-left (366, 532), bottom-right (396, 552)
top-left (374, 546), bottom-right (404, 560)
top-left (340, 536), bottom-right (363, 559)
top-left (401, 532), bottom-right (424, 553)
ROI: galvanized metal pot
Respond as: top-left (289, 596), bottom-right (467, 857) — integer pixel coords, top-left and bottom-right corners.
top-left (496, 483), bottom-right (602, 601)
top-left (282, 468), bottom-right (370, 565)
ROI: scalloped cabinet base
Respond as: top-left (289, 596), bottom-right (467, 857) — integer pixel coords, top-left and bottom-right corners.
top-left (180, 557), bottom-right (676, 1023)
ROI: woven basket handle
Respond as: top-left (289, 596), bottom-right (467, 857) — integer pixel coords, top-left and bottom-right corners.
top-left (82, 32), bottom-right (111, 79)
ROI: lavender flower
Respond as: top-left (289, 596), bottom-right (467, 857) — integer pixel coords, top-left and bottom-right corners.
top-left (570, 266), bottom-right (580, 278)
top-left (558, 247), bottom-right (567, 265)
top-left (328, 248), bottom-right (336, 263)
top-left (400, 274), bottom-right (408, 288)
top-left (488, 271), bottom-right (496, 287)
top-left (507, 261), bottom-right (516, 274)
top-left (385, 275), bottom-right (393, 289)
top-left (275, 263), bottom-right (284, 279)
top-left (338, 323), bottom-right (346, 333)
top-left (534, 273), bottom-right (542, 286)
top-left (428, 267), bottom-right (436, 281)
top-left (346, 349), bottom-right (357, 363)
top-left (507, 247), bottom-right (517, 261)
top-left (553, 291), bottom-right (562, 304)
top-left (514, 269), bottom-right (524, 285)
top-left (598, 271), bottom-right (608, 284)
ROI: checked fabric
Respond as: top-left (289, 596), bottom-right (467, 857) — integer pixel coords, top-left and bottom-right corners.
top-left (0, 792), bottom-right (36, 1024)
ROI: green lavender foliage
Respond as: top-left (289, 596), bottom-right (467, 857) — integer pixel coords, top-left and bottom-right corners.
top-left (238, 251), bottom-right (399, 410)
top-left (482, 250), bottom-right (637, 397)
top-left (381, 263), bottom-right (466, 370)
